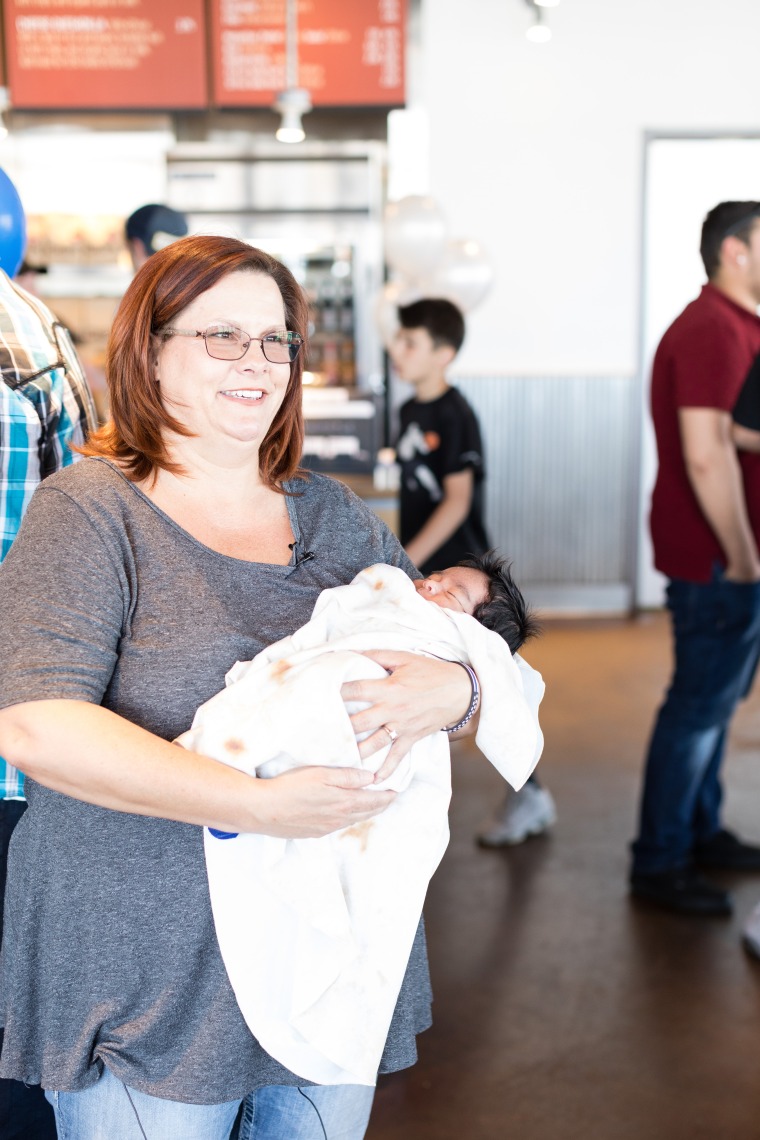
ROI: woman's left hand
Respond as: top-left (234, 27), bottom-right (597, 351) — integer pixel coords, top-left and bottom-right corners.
top-left (341, 651), bottom-right (474, 782)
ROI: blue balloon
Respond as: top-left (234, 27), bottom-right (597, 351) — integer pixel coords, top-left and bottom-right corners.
top-left (0, 168), bottom-right (26, 277)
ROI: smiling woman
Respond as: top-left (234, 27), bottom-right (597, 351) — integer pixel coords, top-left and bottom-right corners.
top-left (0, 234), bottom-right (482, 1139)
top-left (148, 272), bottom-right (297, 482)
top-left (92, 236), bottom-right (309, 492)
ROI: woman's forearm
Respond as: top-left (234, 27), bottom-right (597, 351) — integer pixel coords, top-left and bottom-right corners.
top-left (0, 699), bottom-right (393, 836)
top-left (0, 698), bottom-right (271, 828)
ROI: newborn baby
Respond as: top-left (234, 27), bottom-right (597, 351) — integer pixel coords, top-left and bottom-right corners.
top-left (179, 555), bottom-right (544, 1087)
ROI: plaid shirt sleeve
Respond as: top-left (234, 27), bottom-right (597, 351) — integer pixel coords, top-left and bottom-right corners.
top-left (0, 271), bottom-right (97, 797)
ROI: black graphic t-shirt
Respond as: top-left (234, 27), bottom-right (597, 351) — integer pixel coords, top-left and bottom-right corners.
top-left (396, 386), bottom-right (490, 574)
top-left (732, 351), bottom-right (760, 430)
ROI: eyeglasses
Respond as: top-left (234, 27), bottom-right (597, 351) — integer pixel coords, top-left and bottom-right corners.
top-left (161, 323), bottom-right (304, 364)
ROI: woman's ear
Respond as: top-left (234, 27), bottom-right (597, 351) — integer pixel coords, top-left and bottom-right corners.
top-left (436, 343), bottom-right (456, 369)
top-left (150, 334), bottom-right (161, 382)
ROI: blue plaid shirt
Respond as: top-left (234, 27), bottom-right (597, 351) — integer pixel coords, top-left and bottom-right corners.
top-left (0, 270), bottom-right (97, 798)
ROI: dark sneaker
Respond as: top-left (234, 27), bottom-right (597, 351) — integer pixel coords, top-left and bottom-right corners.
top-left (630, 869), bottom-right (733, 916)
top-left (693, 829), bottom-right (760, 871)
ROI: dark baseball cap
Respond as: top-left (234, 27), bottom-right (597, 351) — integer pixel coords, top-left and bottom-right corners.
top-left (125, 204), bottom-right (188, 254)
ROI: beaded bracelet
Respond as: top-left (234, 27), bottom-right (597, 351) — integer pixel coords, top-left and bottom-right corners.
top-left (444, 661), bottom-right (480, 734)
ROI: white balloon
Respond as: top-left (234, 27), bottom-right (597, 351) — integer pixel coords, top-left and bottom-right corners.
top-left (416, 239), bottom-right (494, 312)
top-left (383, 195), bottom-right (448, 281)
top-left (372, 278), bottom-right (422, 349)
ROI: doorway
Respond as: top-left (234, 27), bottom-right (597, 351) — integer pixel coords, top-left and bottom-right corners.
top-left (636, 134), bottom-right (760, 607)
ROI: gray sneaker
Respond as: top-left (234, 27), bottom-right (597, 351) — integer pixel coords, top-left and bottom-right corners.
top-left (477, 783), bottom-right (557, 847)
top-left (742, 900), bottom-right (760, 958)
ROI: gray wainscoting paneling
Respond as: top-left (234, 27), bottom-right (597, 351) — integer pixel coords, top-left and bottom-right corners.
top-left (455, 375), bottom-right (639, 614)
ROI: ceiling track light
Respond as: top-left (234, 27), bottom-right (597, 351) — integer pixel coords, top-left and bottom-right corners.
top-left (273, 0), bottom-right (312, 143)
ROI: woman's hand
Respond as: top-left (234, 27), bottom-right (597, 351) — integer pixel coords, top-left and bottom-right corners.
top-left (341, 651), bottom-right (474, 782)
top-left (252, 766), bottom-right (396, 838)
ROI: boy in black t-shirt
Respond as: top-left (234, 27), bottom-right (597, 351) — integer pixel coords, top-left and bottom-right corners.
top-left (391, 298), bottom-right (489, 576)
top-left (391, 298), bottom-right (556, 848)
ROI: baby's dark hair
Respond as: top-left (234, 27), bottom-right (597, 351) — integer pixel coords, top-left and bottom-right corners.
top-left (458, 550), bottom-right (540, 653)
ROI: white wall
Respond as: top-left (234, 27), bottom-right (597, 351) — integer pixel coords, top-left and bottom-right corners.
top-left (416, 0), bottom-right (760, 377)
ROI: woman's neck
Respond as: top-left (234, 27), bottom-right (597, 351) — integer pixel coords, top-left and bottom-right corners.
top-left (138, 447), bottom-right (294, 564)
top-left (164, 436), bottom-right (269, 491)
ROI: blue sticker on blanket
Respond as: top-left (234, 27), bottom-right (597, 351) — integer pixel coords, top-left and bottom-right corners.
top-left (208, 829), bottom-right (239, 839)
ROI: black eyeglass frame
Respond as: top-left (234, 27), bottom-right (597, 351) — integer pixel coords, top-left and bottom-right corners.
top-left (161, 325), bottom-right (304, 364)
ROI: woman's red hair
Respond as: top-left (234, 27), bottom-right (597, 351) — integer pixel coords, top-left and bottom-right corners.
top-left (81, 234), bottom-right (308, 486)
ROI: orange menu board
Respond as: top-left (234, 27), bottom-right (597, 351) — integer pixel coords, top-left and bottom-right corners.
top-left (211, 0), bottom-right (405, 107)
top-left (4, 0), bottom-right (208, 109)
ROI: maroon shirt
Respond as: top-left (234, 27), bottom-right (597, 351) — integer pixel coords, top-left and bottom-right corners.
top-left (649, 283), bottom-right (760, 582)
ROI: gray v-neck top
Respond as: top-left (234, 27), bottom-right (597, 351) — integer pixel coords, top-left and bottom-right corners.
top-left (0, 458), bottom-right (432, 1101)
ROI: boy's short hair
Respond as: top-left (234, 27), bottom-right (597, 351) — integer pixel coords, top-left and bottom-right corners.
top-left (458, 550), bottom-right (540, 654)
top-left (700, 201), bottom-right (760, 278)
top-left (398, 298), bottom-right (466, 353)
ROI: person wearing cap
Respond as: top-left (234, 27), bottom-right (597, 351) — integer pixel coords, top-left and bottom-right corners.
top-left (125, 202), bottom-right (188, 270)
top-left (630, 201), bottom-right (760, 916)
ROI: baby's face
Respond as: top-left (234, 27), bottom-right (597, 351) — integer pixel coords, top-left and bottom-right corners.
top-left (414, 567), bottom-right (489, 614)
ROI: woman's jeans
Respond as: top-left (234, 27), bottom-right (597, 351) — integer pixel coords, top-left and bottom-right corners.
top-left (631, 569), bottom-right (760, 876)
top-left (45, 1065), bottom-right (375, 1139)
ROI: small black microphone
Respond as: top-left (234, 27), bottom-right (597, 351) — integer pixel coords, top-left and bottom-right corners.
top-left (289, 541), bottom-right (315, 567)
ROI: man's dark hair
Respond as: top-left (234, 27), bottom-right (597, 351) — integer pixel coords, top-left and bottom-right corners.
top-left (700, 201), bottom-right (760, 278)
top-left (398, 298), bottom-right (466, 353)
top-left (458, 550), bottom-right (540, 654)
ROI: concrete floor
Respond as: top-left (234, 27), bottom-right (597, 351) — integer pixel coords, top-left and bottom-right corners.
top-left (367, 613), bottom-right (760, 1140)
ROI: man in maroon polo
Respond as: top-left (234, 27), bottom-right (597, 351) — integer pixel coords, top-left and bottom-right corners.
top-left (631, 201), bottom-right (760, 915)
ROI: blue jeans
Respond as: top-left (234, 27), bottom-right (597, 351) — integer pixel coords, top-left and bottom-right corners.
top-left (45, 1065), bottom-right (374, 1139)
top-left (239, 1083), bottom-right (374, 1139)
top-left (631, 569), bottom-right (760, 875)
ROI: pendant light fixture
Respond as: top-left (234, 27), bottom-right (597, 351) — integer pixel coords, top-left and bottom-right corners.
top-left (524, 0), bottom-right (558, 43)
top-left (274, 0), bottom-right (312, 143)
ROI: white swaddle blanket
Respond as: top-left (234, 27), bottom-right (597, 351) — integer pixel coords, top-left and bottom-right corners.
top-left (178, 564), bottom-right (544, 1086)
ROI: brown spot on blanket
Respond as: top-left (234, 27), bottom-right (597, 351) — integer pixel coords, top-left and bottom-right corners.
top-left (340, 821), bottom-right (375, 852)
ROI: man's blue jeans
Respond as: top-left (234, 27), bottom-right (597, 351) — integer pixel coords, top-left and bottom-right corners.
top-left (631, 569), bottom-right (760, 876)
